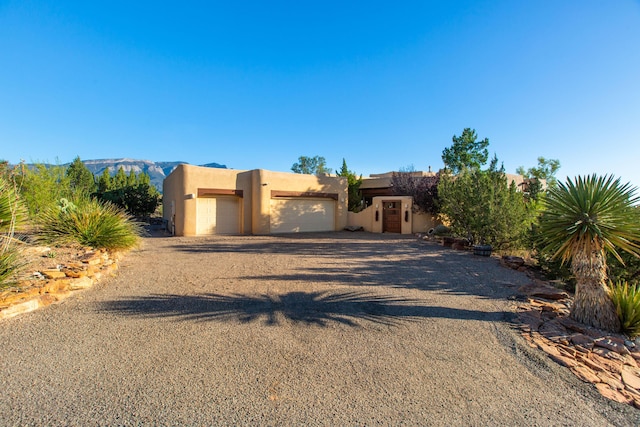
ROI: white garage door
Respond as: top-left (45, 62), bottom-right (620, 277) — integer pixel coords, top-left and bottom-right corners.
top-left (196, 196), bottom-right (240, 235)
top-left (270, 198), bottom-right (335, 233)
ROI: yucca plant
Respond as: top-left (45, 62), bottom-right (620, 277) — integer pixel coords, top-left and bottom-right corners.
top-left (38, 198), bottom-right (142, 250)
top-left (537, 174), bottom-right (640, 332)
top-left (609, 280), bottom-right (640, 338)
top-left (0, 176), bottom-right (27, 288)
top-left (0, 247), bottom-right (25, 289)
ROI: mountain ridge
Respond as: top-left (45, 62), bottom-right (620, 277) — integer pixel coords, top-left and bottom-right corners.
top-left (26, 158), bottom-right (227, 191)
top-left (82, 158), bottom-right (227, 190)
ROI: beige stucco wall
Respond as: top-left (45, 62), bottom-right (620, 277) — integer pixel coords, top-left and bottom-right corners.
top-left (347, 206), bottom-right (374, 232)
top-left (163, 164), bottom-right (251, 236)
top-left (163, 165), bottom-right (347, 236)
top-left (412, 212), bottom-right (438, 234)
top-left (346, 197), bottom-right (438, 235)
top-left (251, 169), bottom-right (348, 235)
top-left (346, 196), bottom-right (413, 234)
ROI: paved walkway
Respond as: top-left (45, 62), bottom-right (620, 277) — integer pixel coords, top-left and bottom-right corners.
top-left (1, 232), bottom-right (638, 426)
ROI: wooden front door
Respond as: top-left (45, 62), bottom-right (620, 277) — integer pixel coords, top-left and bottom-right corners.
top-left (382, 201), bottom-right (401, 233)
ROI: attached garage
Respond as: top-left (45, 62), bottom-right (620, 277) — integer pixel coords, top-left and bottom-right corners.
top-left (196, 196), bottom-right (241, 235)
top-left (270, 198), bottom-right (336, 234)
top-left (163, 165), bottom-right (347, 236)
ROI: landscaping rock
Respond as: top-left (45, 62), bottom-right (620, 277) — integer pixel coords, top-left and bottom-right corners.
top-left (41, 269), bottom-right (67, 279)
top-left (69, 277), bottom-right (93, 290)
top-left (594, 337), bottom-right (631, 355)
top-left (622, 366), bottom-right (640, 390)
top-left (570, 334), bottom-right (595, 348)
top-left (596, 383), bottom-right (633, 404)
top-left (518, 283), bottom-right (569, 301)
top-left (0, 249), bottom-right (121, 321)
top-left (502, 256), bottom-right (525, 270)
top-left (571, 365), bottom-right (600, 384)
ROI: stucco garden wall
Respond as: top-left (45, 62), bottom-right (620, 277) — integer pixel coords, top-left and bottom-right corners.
top-left (347, 198), bottom-right (438, 235)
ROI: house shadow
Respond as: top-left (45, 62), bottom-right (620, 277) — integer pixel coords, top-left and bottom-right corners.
top-left (101, 290), bottom-right (511, 327)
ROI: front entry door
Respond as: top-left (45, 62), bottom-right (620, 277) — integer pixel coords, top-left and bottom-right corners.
top-left (382, 201), bottom-right (401, 233)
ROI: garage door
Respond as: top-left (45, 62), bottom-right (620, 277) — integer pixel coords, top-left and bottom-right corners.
top-left (196, 196), bottom-right (240, 235)
top-left (270, 198), bottom-right (335, 233)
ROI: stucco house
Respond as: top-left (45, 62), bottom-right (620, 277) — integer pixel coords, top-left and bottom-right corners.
top-left (163, 164), bottom-right (348, 236)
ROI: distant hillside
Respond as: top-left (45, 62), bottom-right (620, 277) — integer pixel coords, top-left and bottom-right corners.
top-left (26, 158), bottom-right (227, 191)
top-left (82, 158), bottom-right (227, 190)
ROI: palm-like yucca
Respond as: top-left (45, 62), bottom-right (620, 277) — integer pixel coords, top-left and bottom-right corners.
top-left (538, 174), bottom-right (640, 331)
top-left (1, 176), bottom-right (27, 288)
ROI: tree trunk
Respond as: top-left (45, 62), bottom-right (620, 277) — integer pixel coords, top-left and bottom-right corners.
top-left (570, 249), bottom-right (621, 332)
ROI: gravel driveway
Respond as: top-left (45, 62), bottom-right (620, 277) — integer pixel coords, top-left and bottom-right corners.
top-left (1, 232), bottom-right (638, 426)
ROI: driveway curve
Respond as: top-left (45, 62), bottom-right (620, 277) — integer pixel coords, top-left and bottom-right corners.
top-left (1, 232), bottom-right (638, 426)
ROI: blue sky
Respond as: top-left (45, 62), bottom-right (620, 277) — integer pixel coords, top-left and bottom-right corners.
top-left (1, 1), bottom-right (639, 185)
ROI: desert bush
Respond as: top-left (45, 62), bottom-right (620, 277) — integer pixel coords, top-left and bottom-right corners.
top-left (432, 224), bottom-right (451, 236)
top-left (0, 173), bottom-right (27, 288)
top-left (38, 198), bottom-right (142, 250)
top-left (609, 280), bottom-right (640, 338)
top-left (19, 163), bottom-right (72, 217)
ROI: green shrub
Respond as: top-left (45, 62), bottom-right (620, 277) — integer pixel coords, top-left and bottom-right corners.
top-left (38, 198), bottom-right (142, 250)
top-left (609, 280), bottom-right (640, 338)
top-left (432, 224), bottom-right (451, 236)
top-left (19, 163), bottom-right (72, 217)
top-left (0, 247), bottom-right (24, 289)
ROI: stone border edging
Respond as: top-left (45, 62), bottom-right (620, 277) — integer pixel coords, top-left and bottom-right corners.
top-left (515, 291), bottom-right (640, 408)
top-left (0, 250), bottom-right (122, 320)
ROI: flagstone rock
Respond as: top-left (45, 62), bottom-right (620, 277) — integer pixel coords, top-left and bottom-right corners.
top-left (621, 366), bottom-right (640, 390)
top-left (0, 299), bottom-right (41, 320)
top-left (570, 334), bottom-right (595, 348)
top-left (594, 337), bottom-right (630, 355)
top-left (502, 256), bottom-right (525, 270)
top-left (42, 269), bottom-right (67, 279)
top-left (597, 372), bottom-right (625, 390)
top-left (596, 383), bottom-right (633, 404)
top-left (516, 292), bottom-right (640, 408)
top-left (69, 277), bottom-right (93, 290)
top-left (571, 365), bottom-right (600, 384)
top-left (518, 283), bottom-right (569, 301)
top-left (0, 249), bottom-right (121, 320)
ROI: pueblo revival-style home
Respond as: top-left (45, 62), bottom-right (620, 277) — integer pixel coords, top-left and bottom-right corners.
top-left (163, 164), bottom-right (348, 236)
top-left (163, 165), bottom-right (537, 237)
top-left (163, 165), bottom-right (442, 237)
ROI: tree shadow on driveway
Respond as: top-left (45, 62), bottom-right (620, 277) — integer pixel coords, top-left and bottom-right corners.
top-left (101, 291), bottom-right (511, 327)
top-left (165, 234), bottom-right (529, 300)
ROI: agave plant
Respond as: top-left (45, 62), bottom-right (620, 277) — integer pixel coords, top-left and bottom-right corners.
top-left (609, 280), bottom-right (640, 338)
top-left (537, 174), bottom-right (640, 331)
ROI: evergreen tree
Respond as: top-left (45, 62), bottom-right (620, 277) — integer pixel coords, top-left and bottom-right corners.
top-left (66, 156), bottom-right (96, 197)
top-left (441, 128), bottom-right (489, 174)
top-left (97, 168), bottom-right (112, 193)
top-left (438, 157), bottom-right (530, 249)
top-left (291, 156), bottom-right (332, 175)
top-left (113, 167), bottom-right (127, 189)
top-left (126, 169), bottom-right (136, 187)
top-left (336, 159), bottom-right (363, 212)
top-left (94, 168), bottom-right (160, 218)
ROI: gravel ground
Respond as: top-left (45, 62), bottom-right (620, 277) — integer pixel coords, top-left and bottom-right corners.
top-left (1, 231), bottom-right (638, 426)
